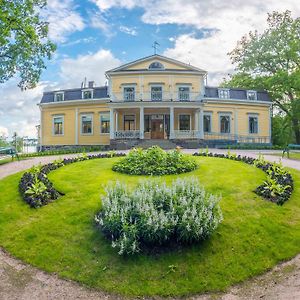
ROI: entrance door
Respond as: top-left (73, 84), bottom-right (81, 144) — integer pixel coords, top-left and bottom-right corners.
top-left (151, 119), bottom-right (164, 139)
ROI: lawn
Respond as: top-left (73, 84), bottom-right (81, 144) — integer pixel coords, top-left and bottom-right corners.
top-left (0, 156), bottom-right (300, 297)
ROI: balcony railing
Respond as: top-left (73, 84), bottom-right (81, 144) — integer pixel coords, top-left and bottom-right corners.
top-left (114, 130), bottom-right (140, 139)
top-left (204, 132), bottom-right (271, 143)
top-left (173, 130), bottom-right (200, 139)
top-left (111, 92), bottom-right (202, 102)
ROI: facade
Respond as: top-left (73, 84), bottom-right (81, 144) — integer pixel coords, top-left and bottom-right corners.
top-left (39, 54), bottom-right (272, 150)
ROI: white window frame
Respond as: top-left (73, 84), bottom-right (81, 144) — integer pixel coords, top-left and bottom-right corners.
top-left (178, 114), bottom-right (191, 131)
top-left (248, 114), bottom-right (259, 134)
top-left (150, 84), bottom-right (163, 101)
top-left (52, 115), bottom-right (64, 136)
top-left (80, 114), bottom-right (93, 135)
top-left (219, 113), bottom-right (231, 134)
top-left (123, 85), bottom-right (136, 102)
top-left (178, 85), bottom-right (190, 101)
top-left (218, 88), bottom-right (230, 99)
top-left (100, 112), bottom-right (110, 134)
top-left (148, 61), bottom-right (165, 70)
top-left (82, 89), bottom-right (94, 100)
top-left (54, 92), bottom-right (64, 102)
top-left (203, 112), bottom-right (212, 133)
top-left (123, 114), bottom-right (136, 131)
top-left (247, 90), bottom-right (257, 100)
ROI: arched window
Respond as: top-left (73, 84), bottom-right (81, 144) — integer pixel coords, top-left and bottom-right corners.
top-left (148, 61), bottom-right (164, 70)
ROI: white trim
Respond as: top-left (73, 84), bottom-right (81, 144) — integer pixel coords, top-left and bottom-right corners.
top-left (123, 85), bottom-right (136, 102)
top-left (150, 84), bottom-right (163, 101)
top-left (52, 115), bottom-right (64, 136)
top-left (178, 85), bottom-right (191, 101)
top-left (218, 88), bottom-right (230, 99)
top-left (80, 114), bottom-right (94, 135)
top-left (81, 89), bottom-right (94, 100)
top-left (54, 91), bottom-right (64, 102)
top-left (248, 115), bottom-right (259, 134)
top-left (178, 113), bottom-right (191, 131)
top-left (100, 112), bottom-right (110, 134)
top-left (148, 61), bottom-right (165, 70)
top-left (219, 113), bottom-right (231, 134)
top-left (246, 90), bottom-right (257, 100)
top-left (40, 98), bottom-right (110, 107)
top-left (205, 98), bottom-right (271, 106)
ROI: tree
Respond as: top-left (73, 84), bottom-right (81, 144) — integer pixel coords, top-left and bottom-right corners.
top-left (0, 0), bottom-right (56, 90)
top-left (226, 10), bottom-right (300, 143)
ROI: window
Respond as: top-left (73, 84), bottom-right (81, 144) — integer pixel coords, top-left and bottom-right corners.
top-left (149, 61), bottom-right (164, 70)
top-left (220, 115), bottom-right (231, 133)
top-left (81, 115), bottom-right (93, 134)
top-left (218, 89), bottom-right (230, 99)
top-left (151, 86), bottom-right (162, 101)
top-left (249, 116), bottom-right (258, 134)
top-left (53, 116), bottom-right (64, 135)
top-left (204, 115), bottom-right (211, 133)
top-left (247, 90), bottom-right (257, 100)
top-left (178, 86), bottom-right (190, 101)
top-left (124, 115), bottom-right (135, 130)
top-left (123, 87), bottom-right (135, 101)
top-left (82, 90), bottom-right (93, 99)
top-left (179, 115), bottom-right (190, 131)
top-left (100, 113), bottom-right (110, 134)
top-left (54, 92), bottom-right (64, 102)
top-left (144, 115), bottom-right (151, 132)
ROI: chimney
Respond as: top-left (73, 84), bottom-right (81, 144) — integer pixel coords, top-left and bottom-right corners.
top-left (88, 81), bottom-right (94, 88)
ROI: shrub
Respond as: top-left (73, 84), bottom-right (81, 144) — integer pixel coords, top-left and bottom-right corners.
top-left (95, 177), bottom-right (223, 255)
top-left (112, 146), bottom-right (198, 175)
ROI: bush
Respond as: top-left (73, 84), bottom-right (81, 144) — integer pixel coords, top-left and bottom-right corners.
top-left (112, 146), bottom-right (198, 175)
top-left (95, 178), bottom-right (223, 255)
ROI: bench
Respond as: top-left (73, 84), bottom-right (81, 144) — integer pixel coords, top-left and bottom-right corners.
top-left (0, 147), bottom-right (20, 161)
top-left (282, 144), bottom-right (300, 158)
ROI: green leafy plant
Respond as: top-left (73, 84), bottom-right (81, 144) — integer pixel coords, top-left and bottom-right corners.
top-left (95, 177), bottom-right (222, 255)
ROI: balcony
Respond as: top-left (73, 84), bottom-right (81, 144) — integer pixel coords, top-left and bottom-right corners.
top-left (111, 92), bottom-right (202, 102)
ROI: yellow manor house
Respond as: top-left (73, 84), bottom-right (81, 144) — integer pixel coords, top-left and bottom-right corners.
top-left (39, 54), bottom-right (272, 150)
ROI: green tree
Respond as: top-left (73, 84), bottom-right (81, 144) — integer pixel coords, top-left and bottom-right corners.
top-left (226, 11), bottom-right (300, 143)
top-left (0, 0), bottom-right (56, 90)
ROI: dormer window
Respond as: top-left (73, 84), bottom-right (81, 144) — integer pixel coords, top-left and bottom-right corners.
top-left (82, 89), bottom-right (93, 99)
top-left (54, 92), bottom-right (64, 102)
top-left (148, 61), bottom-right (164, 70)
top-left (247, 90), bottom-right (257, 100)
top-left (218, 88), bottom-right (230, 99)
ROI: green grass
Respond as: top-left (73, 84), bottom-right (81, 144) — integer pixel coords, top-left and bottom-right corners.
top-left (0, 157), bottom-right (11, 165)
top-left (0, 157), bottom-right (300, 297)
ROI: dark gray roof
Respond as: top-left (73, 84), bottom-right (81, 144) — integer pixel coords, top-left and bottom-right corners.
top-left (204, 87), bottom-right (271, 102)
top-left (40, 86), bottom-right (109, 104)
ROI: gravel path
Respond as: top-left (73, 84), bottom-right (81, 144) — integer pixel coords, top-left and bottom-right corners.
top-left (0, 150), bottom-right (300, 300)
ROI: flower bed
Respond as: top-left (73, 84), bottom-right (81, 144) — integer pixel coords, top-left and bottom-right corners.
top-left (193, 151), bottom-right (293, 205)
top-left (95, 177), bottom-right (223, 255)
top-left (112, 146), bottom-right (198, 175)
top-left (19, 152), bottom-right (126, 208)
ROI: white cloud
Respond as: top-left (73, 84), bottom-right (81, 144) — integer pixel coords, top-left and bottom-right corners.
top-left (92, 0), bottom-right (300, 85)
top-left (119, 25), bottom-right (138, 36)
top-left (0, 126), bottom-right (9, 138)
top-left (59, 49), bottom-right (121, 88)
top-left (42, 0), bottom-right (85, 42)
top-left (90, 11), bottom-right (114, 37)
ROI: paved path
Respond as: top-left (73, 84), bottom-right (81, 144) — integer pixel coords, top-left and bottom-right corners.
top-left (0, 150), bottom-right (300, 300)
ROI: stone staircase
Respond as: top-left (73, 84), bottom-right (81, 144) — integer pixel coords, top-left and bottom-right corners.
top-left (138, 139), bottom-right (177, 150)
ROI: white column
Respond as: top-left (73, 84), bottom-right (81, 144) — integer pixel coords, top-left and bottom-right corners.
top-left (170, 106), bottom-right (174, 139)
top-left (110, 108), bottom-right (115, 139)
top-left (194, 110), bottom-right (198, 131)
top-left (75, 108), bottom-right (78, 145)
top-left (115, 111), bottom-right (118, 131)
top-left (199, 108), bottom-right (204, 139)
top-left (139, 106), bottom-right (144, 139)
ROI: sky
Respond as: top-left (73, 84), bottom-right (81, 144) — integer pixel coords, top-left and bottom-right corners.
top-left (0, 0), bottom-right (299, 138)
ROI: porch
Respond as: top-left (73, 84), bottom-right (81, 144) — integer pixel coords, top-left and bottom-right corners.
top-left (109, 106), bottom-right (205, 141)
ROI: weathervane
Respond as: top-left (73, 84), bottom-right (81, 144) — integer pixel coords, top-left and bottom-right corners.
top-left (152, 41), bottom-right (160, 54)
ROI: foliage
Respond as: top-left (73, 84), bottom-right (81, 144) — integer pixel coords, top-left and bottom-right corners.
top-left (19, 152), bottom-right (126, 207)
top-left (225, 10), bottom-right (300, 143)
top-left (0, 0), bottom-right (56, 89)
top-left (1, 157), bottom-right (300, 296)
top-left (112, 146), bottom-right (198, 175)
top-left (272, 114), bottom-right (295, 146)
top-left (95, 178), bottom-right (222, 255)
top-left (193, 151), bottom-right (293, 205)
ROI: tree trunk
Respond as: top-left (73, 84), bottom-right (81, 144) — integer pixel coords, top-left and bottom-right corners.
top-left (291, 118), bottom-right (300, 144)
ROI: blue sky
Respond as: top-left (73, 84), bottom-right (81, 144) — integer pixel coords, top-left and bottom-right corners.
top-left (0, 0), bottom-right (299, 138)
